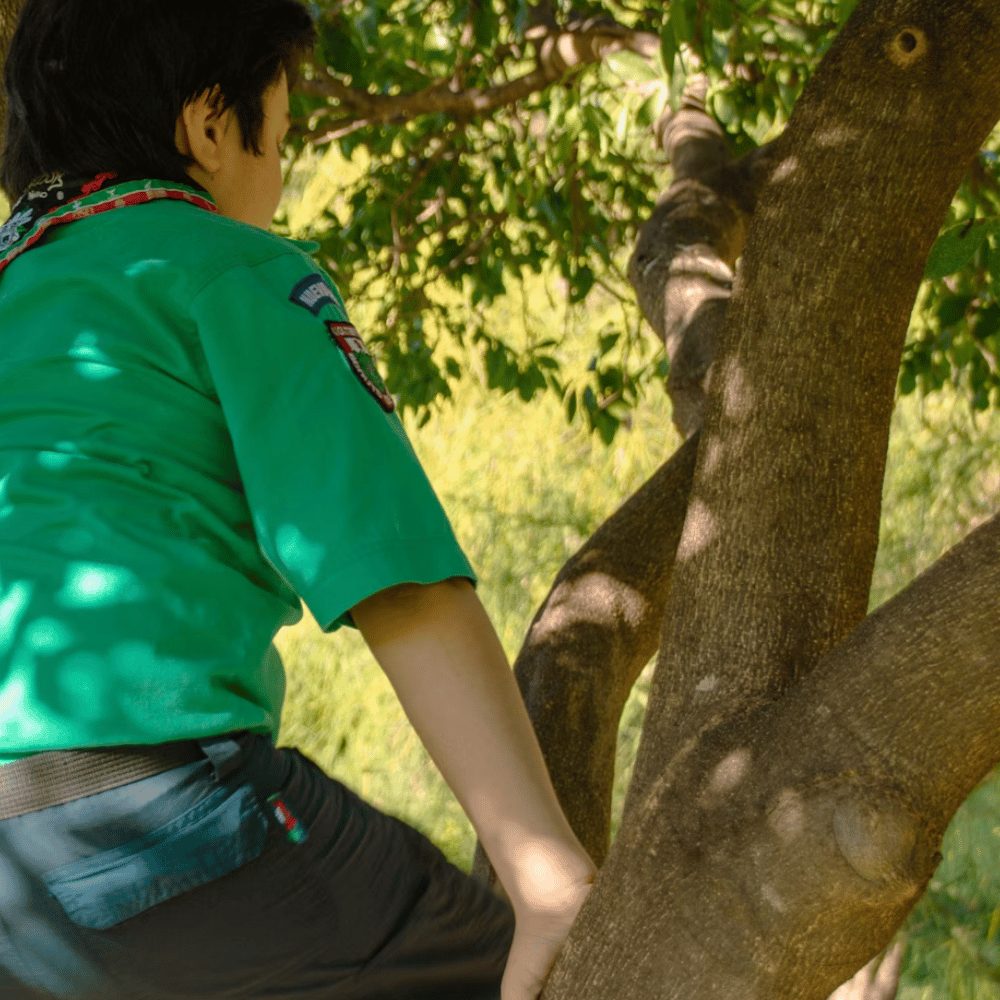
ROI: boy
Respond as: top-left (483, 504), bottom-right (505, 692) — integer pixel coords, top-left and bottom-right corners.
top-left (0, 1), bottom-right (595, 997)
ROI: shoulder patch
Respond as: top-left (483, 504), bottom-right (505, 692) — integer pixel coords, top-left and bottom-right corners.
top-left (326, 321), bottom-right (396, 414)
top-left (289, 273), bottom-right (339, 316)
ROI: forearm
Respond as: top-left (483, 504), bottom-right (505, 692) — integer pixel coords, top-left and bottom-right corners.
top-left (350, 577), bottom-right (597, 912)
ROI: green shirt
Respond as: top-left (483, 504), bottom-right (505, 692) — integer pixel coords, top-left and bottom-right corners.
top-left (0, 176), bottom-right (477, 765)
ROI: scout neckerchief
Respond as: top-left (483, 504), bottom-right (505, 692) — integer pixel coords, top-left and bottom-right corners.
top-left (0, 168), bottom-right (218, 278)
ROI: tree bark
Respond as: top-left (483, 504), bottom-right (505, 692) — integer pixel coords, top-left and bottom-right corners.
top-left (623, 0), bottom-right (1000, 815)
top-left (628, 72), bottom-right (777, 438)
top-left (529, 0), bottom-right (1000, 996)
top-left (541, 511), bottom-right (999, 999)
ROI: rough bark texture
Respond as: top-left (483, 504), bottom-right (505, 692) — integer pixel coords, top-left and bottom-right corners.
top-left (531, 1), bottom-right (1000, 997)
top-left (623, 0), bottom-right (1000, 811)
top-left (541, 512), bottom-right (999, 1000)
top-left (628, 74), bottom-right (778, 437)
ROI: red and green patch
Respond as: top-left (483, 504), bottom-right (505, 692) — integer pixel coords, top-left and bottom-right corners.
top-left (325, 321), bottom-right (396, 413)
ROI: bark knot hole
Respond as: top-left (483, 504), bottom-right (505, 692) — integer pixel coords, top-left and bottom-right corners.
top-left (832, 797), bottom-right (921, 892)
top-left (887, 27), bottom-right (928, 68)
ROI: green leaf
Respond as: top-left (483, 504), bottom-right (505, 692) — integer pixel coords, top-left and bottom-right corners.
top-left (599, 331), bottom-right (621, 355)
top-left (606, 50), bottom-right (660, 84)
top-left (973, 303), bottom-right (1000, 341)
top-left (660, 25), bottom-right (678, 76)
top-left (672, 0), bottom-right (692, 49)
top-left (712, 89), bottom-right (738, 125)
top-left (710, 0), bottom-right (735, 32)
top-left (636, 86), bottom-right (669, 128)
top-left (987, 239), bottom-right (1000, 294)
top-left (565, 390), bottom-right (578, 422)
top-left (570, 266), bottom-right (595, 303)
top-left (936, 293), bottom-right (973, 328)
top-left (472, 1), bottom-right (499, 49)
top-left (615, 103), bottom-right (630, 144)
top-left (594, 410), bottom-right (618, 445)
top-left (925, 220), bottom-right (994, 280)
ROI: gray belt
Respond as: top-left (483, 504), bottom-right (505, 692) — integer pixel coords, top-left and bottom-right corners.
top-left (0, 741), bottom-right (205, 821)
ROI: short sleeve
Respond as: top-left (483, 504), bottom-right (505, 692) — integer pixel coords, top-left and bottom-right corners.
top-left (190, 251), bottom-right (477, 633)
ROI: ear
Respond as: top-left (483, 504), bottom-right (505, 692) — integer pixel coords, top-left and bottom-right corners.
top-left (177, 86), bottom-right (230, 170)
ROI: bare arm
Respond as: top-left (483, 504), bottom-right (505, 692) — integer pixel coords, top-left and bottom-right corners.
top-left (350, 576), bottom-right (597, 914)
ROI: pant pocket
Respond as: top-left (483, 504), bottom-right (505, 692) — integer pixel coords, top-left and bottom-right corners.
top-left (41, 781), bottom-right (268, 931)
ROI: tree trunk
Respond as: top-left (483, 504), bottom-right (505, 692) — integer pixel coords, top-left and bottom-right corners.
top-left (526, 1), bottom-right (1000, 997)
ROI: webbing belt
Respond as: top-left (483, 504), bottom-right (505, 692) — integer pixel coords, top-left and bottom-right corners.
top-left (0, 742), bottom-right (205, 821)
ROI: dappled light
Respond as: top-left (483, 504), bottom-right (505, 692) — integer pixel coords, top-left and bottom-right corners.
top-left (772, 155), bottom-right (801, 185)
top-left (702, 747), bottom-right (752, 800)
top-left (719, 356), bottom-right (755, 421)
top-left (674, 496), bottom-right (717, 562)
top-left (767, 788), bottom-right (807, 843)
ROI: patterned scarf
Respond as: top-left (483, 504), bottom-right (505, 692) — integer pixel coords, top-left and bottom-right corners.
top-left (0, 168), bottom-right (217, 272)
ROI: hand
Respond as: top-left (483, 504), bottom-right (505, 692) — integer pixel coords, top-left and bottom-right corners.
top-left (826, 939), bottom-right (905, 1000)
top-left (500, 871), bottom-right (596, 1000)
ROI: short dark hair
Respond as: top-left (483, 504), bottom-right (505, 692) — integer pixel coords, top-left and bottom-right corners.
top-left (1, 0), bottom-right (317, 203)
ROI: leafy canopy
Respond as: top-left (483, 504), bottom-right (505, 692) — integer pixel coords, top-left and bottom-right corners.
top-left (278, 0), bottom-right (999, 439)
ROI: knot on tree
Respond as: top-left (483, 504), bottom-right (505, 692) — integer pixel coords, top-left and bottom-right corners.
top-left (886, 26), bottom-right (928, 68)
top-left (832, 795), bottom-right (925, 897)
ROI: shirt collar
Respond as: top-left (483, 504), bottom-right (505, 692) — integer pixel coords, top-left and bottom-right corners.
top-left (0, 168), bottom-right (219, 277)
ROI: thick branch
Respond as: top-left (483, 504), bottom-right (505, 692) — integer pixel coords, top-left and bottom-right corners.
top-left (532, 0), bottom-right (1000, 995)
top-left (629, 73), bottom-right (780, 437)
top-left (299, 21), bottom-right (659, 139)
top-left (798, 510), bottom-right (1000, 825)
top-left (469, 433), bottom-right (699, 892)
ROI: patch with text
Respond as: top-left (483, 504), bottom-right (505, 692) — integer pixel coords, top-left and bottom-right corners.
top-left (326, 321), bottom-right (396, 413)
top-left (289, 273), bottom-right (338, 316)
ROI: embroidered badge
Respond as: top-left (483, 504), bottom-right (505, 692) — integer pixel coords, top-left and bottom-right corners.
top-left (0, 209), bottom-right (34, 252)
top-left (266, 794), bottom-right (308, 844)
top-left (289, 273), bottom-right (338, 316)
top-left (326, 321), bottom-right (396, 413)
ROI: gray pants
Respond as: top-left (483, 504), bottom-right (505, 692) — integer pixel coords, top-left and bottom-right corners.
top-left (0, 731), bottom-right (516, 998)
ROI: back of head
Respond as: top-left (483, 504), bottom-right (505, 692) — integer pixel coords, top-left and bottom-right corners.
top-left (0, 0), bottom-right (317, 204)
